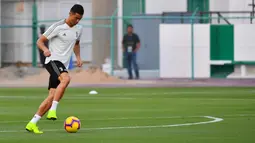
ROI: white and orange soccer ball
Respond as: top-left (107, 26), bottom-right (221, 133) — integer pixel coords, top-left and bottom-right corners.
top-left (64, 116), bottom-right (81, 133)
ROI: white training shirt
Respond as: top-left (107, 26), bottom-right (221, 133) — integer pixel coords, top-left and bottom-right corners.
top-left (43, 19), bottom-right (83, 69)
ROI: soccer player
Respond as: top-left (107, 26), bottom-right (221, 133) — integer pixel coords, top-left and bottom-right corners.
top-left (25, 4), bottom-right (84, 134)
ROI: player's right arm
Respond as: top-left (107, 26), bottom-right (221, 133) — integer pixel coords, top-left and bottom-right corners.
top-left (37, 22), bottom-right (62, 57)
top-left (37, 35), bottom-right (51, 57)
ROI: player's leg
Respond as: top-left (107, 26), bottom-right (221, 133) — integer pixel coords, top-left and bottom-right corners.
top-left (25, 88), bottom-right (55, 132)
top-left (47, 61), bottom-right (70, 120)
top-left (25, 63), bottom-right (57, 133)
top-left (47, 72), bottom-right (70, 120)
top-left (25, 90), bottom-right (55, 134)
top-left (52, 72), bottom-right (70, 101)
top-left (36, 88), bottom-right (55, 116)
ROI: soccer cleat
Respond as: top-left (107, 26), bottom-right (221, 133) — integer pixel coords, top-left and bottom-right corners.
top-left (25, 122), bottom-right (43, 134)
top-left (47, 110), bottom-right (57, 120)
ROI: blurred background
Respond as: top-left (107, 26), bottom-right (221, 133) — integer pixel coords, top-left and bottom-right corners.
top-left (0, 0), bottom-right (255, 85)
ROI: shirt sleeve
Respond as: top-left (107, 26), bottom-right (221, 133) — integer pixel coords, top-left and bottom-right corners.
top-left (43, 24), bottom-right (60, 40)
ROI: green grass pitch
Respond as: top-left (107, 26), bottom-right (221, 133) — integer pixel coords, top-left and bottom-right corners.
top-left (0, 87), bottom-right (254, 143)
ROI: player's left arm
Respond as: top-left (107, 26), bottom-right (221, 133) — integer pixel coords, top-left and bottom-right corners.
top-left (73, 28), bottom-right (83, 67)
top-left (73, 40), bottom-right (82, 67)
top-left (73, 40), bottom-right (81, 60)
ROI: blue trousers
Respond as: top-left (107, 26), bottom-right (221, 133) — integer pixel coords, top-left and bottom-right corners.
top-left (125, 52), bottom-right (139, 79)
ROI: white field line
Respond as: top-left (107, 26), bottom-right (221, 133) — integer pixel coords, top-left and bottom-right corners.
top-left (0, 89), bottom-right (254, 100)
top-left (0, 89), bottom-right (255, 98)
top-left (0, 115), bottom-right (202, 124)
top-left (0, 116), bottom-right (223, 133)
top-left (0, 113), bottom-right (253, 124)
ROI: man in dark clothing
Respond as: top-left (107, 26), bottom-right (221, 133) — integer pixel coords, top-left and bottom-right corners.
top-left (122, 24), bottom-right (141, 79)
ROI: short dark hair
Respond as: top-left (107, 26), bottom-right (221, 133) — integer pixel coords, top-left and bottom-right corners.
top-left (127, 24), bottom-right (133, 28)
top-left (70, 4), bottom-right (84, 15)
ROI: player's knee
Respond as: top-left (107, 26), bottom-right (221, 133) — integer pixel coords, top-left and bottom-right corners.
top-left (60, 74), bottom-right (70, 87)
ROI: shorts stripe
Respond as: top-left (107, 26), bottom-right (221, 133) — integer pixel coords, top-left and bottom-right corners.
top-left (50, 61), bottom-right (61, 76)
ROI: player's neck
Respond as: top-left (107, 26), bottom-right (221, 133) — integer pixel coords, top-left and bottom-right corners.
top-left (65, 19), bottom-right (73, 27)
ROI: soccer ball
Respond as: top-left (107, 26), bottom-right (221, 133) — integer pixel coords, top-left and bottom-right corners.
top-left (64, 116), bottom-right (81, 133)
